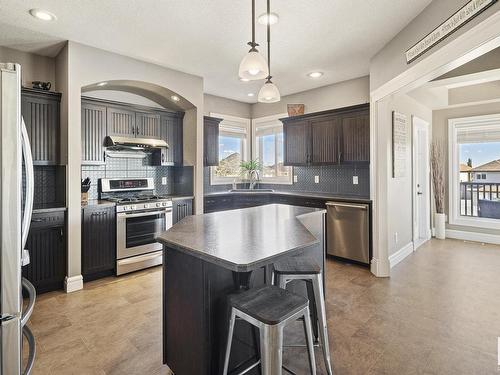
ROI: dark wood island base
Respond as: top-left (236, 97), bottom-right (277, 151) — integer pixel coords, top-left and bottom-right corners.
top-left (158, 204), bottom-right (326, 375)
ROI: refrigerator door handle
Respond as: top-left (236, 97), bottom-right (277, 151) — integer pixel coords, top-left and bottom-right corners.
top-left (22, 325), bottom-right (36, 375)
top-left (21, 116), bottom-right (34, 261)
top-left (21, 277), bottom-right (36, 327)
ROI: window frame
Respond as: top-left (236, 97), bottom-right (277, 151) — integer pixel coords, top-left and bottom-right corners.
top-left (252, 113), bottom-right (292, 185)
top-left (448, 114), bottom-right (500, 230)
top-left (209, 113), bottom-right (251, 185)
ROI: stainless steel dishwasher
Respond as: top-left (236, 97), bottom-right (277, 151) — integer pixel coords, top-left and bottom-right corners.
top-left (326, 201), bottom-right (370, 264)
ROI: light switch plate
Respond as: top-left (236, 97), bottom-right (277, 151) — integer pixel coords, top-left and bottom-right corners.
top-left (353, 176), bottom-right (359, 185)
top-left (161, 177), bottom-right (167, 185)
top-left (314, 175), bottom-right (320, 184)
top-left (293, 175), bottom-right (298, 183)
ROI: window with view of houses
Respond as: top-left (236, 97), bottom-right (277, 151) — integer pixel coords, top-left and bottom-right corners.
top-left (210, 113), bottom-right (292, 185)
top-left (449, 115), bottom-right (500, 229)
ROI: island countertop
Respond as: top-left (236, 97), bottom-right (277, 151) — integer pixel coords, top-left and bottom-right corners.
top-left (156, 204), bottom-right (325, 272)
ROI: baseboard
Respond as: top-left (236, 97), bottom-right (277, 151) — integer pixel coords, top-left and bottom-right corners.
top-left (65, 275), bottom-right (83, 293)
top-left (370, 257), bottom-right (390, 277)
top-left (445, 229), bottom-right (500, 245)
top-left (388, 242), bottom-right (414, 268)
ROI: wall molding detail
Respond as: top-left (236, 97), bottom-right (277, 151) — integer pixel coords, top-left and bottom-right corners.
top-left (446, 229), bottom-right (500, 245)
top-left (65, 275), bottom-right (83, 293)
top-left (388, 242), bottom-right (414, 268)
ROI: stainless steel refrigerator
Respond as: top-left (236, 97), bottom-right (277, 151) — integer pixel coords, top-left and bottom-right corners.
top-left (0, 63), bottom-right (36, 374)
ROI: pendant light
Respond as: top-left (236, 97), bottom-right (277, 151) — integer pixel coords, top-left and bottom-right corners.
top-left (239, 0), bottom-right (269, 80)
top-left (258, 0), bottom-right (280, 103)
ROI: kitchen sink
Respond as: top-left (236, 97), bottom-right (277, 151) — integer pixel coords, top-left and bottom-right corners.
top-left (228, 189), bottom-right (274, 193)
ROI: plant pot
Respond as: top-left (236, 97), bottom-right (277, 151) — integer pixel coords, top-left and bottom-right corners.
top-left (434, 213), bottom-right (446, 239)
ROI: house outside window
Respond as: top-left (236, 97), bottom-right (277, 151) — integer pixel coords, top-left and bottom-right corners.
top-left (449, 114), bottom-right (500, 229)
top-left (210, 113), bottom-right (292, 185)
top-left (252, 114), bottom-right (292, 184)
top-left (210, 114), bottom-right (250, 185)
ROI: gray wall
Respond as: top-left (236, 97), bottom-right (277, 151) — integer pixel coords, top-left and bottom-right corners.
top-left (204, 94), bottom-right (252, 118)
top-left (251, 76), bottom-right (369, 118)
top-left (84, 90), bottom-right (165, 109)
top-left (370, 0), bottom-right (500, 91)
top-left (433, 101), bottom-right (500, 235)
top-left (0, 46), bottom-right (56, 87)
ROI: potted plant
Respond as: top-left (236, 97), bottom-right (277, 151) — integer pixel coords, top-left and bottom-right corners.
top-left (240, 159), bottom-right (261, 190)
top-left (431, 142), bottom-right (446, 239)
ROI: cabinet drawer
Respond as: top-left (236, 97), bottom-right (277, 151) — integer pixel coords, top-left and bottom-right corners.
top-left (30, 211), bottom-right (65, 229)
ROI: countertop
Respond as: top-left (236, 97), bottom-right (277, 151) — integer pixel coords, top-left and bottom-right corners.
top-left (204, 190), bottom-right (371, 203)
top-left (157, 204), bottom-right (325, 272)
top-left (81, 195), bottom-right (194, 209)
top-left (33, 205), bottom-right (67, 214)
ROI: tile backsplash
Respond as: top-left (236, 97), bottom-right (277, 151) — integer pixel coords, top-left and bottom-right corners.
top-left (82, 155), bottom-right (193, 200)
top-left (204, 164), bottom-right (369, 197)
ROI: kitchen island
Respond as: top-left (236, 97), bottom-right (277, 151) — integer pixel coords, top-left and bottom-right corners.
top-left (157, 204), bottom-right (326, 375)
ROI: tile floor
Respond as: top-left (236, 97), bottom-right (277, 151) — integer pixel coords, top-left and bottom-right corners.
top-left (24, 239), bottom-right (500, 374)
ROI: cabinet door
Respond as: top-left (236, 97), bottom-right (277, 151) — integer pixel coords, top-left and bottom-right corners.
top-left (160, 114), bottom-right (176, 165)
top-left (21, 92), bottom-right (60, 165)
top-left (342, 110), bottom-right (370, 163)
top-left (173, 116), bottom-right (183, 166)
top-left (107, 106), bottom-right (136, 137)
top-left (136, 112), bottom-right (161, 139)
top-left (204, 117), bottom-right (220, 166)
top-left (81, 101), bottom-right (107, 165)
top-left (283, 120), bottom-right (310, 166)
top-left (310, 116), bottom-right (342, 164)
top-left (22, 224), bottom-right (66, 293)
top-left (173, 199), bottom-right (193, 224)
top-left (82, 206), bottom-right (116, 279)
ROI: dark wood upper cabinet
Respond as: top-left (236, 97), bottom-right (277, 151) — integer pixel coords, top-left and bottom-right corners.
top-left (159, 113), bottom-right (184, 166)
top-left (21, 88), bottom-right (61, 165)
top-left (204, 116), bottom-right (223, 166)
top-left (283, 119), bottom-right (310, 165)
top-left (281, 103), bottom-right (369, 166)
top-left (136, 112), bottom-right (161, 139)
top-left (81, 100), bottom-right (107, 165)
top-left (310, 116), bottom-right (342, 164)
top-left (107, 106), bottom-right (136, 137)
top-left (342, 110), bottom-right (370, 163)
top-left (82, 205), bottom-right (116, 280)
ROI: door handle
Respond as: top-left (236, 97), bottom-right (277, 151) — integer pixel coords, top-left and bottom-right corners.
top-left (22, 325), bottom-right (36, 375)
top-left (417, 192), bottom-right (423, 195)
top-left (21, 278), bottom-right (36, 327)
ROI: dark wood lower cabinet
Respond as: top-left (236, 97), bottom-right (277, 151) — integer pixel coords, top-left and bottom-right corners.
top-left (172, 198), bottom-right (193, 224)
top-left (22, 211), bottom-right (66, 294)
top-left (82, 206), bottom-right (116, 281)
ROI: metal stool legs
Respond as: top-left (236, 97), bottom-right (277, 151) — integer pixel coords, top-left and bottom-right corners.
top-left (277, 273), bottom-right (333, 375)
top-left (223, 306), bottom-right (317, 375)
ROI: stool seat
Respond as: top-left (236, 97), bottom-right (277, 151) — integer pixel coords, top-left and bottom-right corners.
top-left (229, 285), bottom-right (308, 325)
top-left (273, 257), bottom-right (321, 275)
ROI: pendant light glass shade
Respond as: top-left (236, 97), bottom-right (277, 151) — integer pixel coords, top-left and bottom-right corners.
top-left (239, 50), bottom-right (269, 80)
top-left (258, 80), bottom-right (280, 103)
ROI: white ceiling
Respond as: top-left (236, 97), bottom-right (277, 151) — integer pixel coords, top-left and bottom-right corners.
top-left (0, 0), bottom-right (432, 103)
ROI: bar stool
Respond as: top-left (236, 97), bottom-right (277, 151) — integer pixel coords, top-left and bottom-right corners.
top-left (223, 285), bottom-right (317, 375)
top-left (273, 258), bottom-right (333, 375)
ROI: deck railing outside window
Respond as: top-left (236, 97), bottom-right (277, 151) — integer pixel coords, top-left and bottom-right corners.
top-left (460, 182), bottom-right (500, 218)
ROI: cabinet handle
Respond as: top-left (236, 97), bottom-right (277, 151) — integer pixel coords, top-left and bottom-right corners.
top-left (31, 218), bottom-right (43, 223)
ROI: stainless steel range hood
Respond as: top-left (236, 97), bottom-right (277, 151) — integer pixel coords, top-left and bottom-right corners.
top-left (105, 135), bottom-right (168, 150)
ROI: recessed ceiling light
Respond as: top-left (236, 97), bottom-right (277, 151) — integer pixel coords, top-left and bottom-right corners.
top-left (240, 78), bottom-right (250, 82)
top-left (171, 95), bottom-right (180, 102)
top-left (247, 93), bottom-right (255, 97)
top-left (97, 82), bottom-right (107, 87)
top-left (258, 12), bottom-right (279, 25)
top-left (308, 72), bottom-right (324, 78)
top-left (29, 9), bottom-right (57, 21)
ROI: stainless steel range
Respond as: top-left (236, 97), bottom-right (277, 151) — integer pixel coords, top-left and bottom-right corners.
top-left (100, 178), bottom-right (172, 275)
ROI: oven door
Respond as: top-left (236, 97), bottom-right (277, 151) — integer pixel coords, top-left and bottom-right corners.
top-left (117, 208), bottom-right (172, 260)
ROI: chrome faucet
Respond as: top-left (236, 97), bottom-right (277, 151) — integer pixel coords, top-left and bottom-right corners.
top-left (248, 170), bottom-right (260, 190)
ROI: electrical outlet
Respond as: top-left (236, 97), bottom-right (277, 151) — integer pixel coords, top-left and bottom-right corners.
top-left (293, 175), bottom-right (298, 183)
top-left (353, 176), bottom-right (359, 185)
top-left (314, 175), bottom-right (320, 184)
top-left (161, 177), bottom-right (167, 185)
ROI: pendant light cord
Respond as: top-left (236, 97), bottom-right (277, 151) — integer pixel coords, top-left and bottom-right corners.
top-left (266, 0), bottom-right (272, 82)
top-left (248, 0), bottom-right (258, 50)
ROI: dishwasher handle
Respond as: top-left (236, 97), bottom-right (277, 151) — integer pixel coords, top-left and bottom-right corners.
top-left (326, 202), bottom-right (368, 210)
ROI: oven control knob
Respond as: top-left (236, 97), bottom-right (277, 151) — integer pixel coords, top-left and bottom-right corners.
top-left (156, 203), bottom-right (161, 207)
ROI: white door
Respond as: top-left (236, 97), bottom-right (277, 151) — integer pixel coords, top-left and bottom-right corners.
top-left (412, 116), bottom-right (431, 249)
